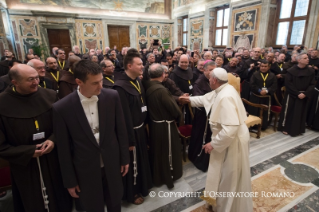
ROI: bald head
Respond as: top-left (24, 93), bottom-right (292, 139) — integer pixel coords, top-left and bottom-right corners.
top-left (46, 57), bottom-right (58, 70)
top-left (253, 47), bottom-right (261, 59)
top-left (179, 54), bottom-right (189, 70)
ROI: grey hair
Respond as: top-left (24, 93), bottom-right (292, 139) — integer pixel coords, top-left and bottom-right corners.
top-left (210, 70), bottom-right (228, 84)
top-left (148, 63), bottom-right (164, 78)
top-left (146, 53), bottom-right (154, 59)
top-left (296, 53), bottom-right (307, 60)
top-left (162, 65), bottom-right (168, 71)
top-left (204, 51), bottom-right (212, 56)
top-left (204, 61), bottom-right (216, 69)
top-left (72, 45), bottom-right (79, 51)
top-left (27, 61), bottom-right (34, 68)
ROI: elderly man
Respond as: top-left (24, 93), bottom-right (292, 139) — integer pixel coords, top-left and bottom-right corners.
top-left (73, 45), bottom-right (82, 58)
top-left (188, 61), bottom-right (215, 172)
top-left (193, 59), bottom-right (205, 82)
top-left (27, 59), bottom-right (53, 89)
top-left (89, 49), bottom-right (96, 56)
top-left (223, 57), bottom-right (246, 79)
top-left (58, 55), bottom-right (81, 99)
top-left (51, 46), bottom-right (58, 59)
top-left (146, 63), bottom-right (182, 189)
top-left (204, 51), bottom-right (213, 61)
top-left (181, 67), bottom-right (252, 212)
top-left (46, 57), bottom-right (66, 92)
top-left (101, 59), bottom-right (115, 88)
top-left (162, 66), bottom-right (188, 105)
top-left (279, 53), bottom-right (315, 136)
top-left (107, 49), bottom-right (122, 73)
top-left (142, 53), bottom-right (156, 84)
top-left (0, 64), bottom-right (72, 211)
top-left (96, 49), bottom-right (104, 62)
top-left (169, 54), bottom-right (194, 124)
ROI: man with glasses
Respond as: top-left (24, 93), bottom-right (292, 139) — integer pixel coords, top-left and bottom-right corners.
top-left (27, 59), bottom-right (53, 90)
top-left (0, 64), bottom-right (72, 211)
top-left (193, 59), bottom-right (205, 82)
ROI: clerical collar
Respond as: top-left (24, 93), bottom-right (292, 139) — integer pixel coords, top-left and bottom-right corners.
top-left (215, 83), bottom-right (228, 94)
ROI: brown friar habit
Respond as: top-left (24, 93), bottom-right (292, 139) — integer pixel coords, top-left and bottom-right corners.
top-left (0, 86), bottom-right (72, 212)
top-left (0, 74), bottom-right (11, 93)
top-left (57, 59), bottom-right (69, 71)
top-left (188, 74), bottom-right (212, 172)
top-left (278, 66), bottom-right (315, 136)
top-left (58, 70), bottom-right (77, 99)
top-left (146, 81), bottom-right (182, 189)
top-left (103, 74), bottom-right (114, 89)
top-left (113, 73), bottom-right (152, 203)
top-left (169, 66), bottom-right (194, 124)
top-left (162, 78), bottom-right (184, 103)
top-left (248, 71), bottom-right (277, 129)
top-left (39, 77), bottom-right (54, 90)
top-left (192, 67), bottom-right (202, 82)
top-left (242, 58), bottom-right (261, 101)
top-left (223, 64), bottom-right (247, 80)
top-left (45, 68), bottom-right (66, 92)
top-left (306, 80), bottom-right (319, 130)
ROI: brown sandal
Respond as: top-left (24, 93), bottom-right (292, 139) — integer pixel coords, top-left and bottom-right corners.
top-left (133, 194), bottom-right (144, 205)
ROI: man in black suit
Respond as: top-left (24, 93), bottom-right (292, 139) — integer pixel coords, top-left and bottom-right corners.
top-left (53, 60), bottom-right (129, 212)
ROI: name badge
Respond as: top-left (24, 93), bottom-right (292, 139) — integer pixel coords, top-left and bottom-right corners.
top-left (281, 68), bottom-right (283, 71)
top-left (141, 106), bottom-right (147, 113)
top-left (262, 87), bottom-right (267, 90)
top-left (189, 85), bottom-right (193, 90)
top-left (33, 132), bottom-right (45, 141)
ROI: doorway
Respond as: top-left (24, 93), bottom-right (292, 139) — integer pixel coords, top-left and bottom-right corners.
top-left (108, 26), bottom-right (130, 51)
top-left (47, 29), bottom-right (72, 59)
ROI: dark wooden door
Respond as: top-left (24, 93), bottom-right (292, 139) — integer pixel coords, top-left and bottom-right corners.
top-left (47, 29), bottom-right (71, 59)
top-left (108, 26), bottom-right (130, 50)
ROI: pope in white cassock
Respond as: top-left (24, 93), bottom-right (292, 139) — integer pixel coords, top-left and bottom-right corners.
top-left (184, 68), bottom-right (253, 212)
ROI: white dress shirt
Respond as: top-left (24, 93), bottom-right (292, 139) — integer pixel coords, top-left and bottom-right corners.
top-left (77, 88), bottom-right (104, 167)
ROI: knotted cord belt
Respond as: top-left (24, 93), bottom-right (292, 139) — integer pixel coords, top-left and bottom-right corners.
top-left (152, 120), bottom-right (175, 173)
top-left (132, 122), bottom-right (144, 185)
top-left (36, 157), bottom-right (49, 211)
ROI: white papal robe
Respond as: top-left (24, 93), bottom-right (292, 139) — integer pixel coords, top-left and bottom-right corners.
top-left (190, 83), bottom-right (253, 212)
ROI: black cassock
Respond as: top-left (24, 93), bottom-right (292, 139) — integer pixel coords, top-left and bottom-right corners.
top-left (306, 80), bottom-right (319, 130)
top-left (242, 58), bottom-right (261, 101)
top-left (248, 71), bottom-right (277, 129)
top-left (0, 87), bottom-right (72, 212)
top-left (113, 73), bottom-right (153, 203)
top-left (169, 66), bottom-right (194, 124)
top-left (278, 66), bottom-right (315, 136)
top-left (188, 74), bottom-right (212, 172)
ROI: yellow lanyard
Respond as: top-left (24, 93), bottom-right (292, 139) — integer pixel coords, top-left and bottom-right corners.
top-left (130, 81), bottom-right (143, 103)
top-left (58, 60), bottom-right (65, 69)
top-left (188, 80), bottom-right (191, 85)
top-left (278, 63), bottom-right (283, 69)
top-left (12, 87), bottom-right (15, 92)
top-left (261, 55), bottom-right (264, 59)
top-left (227, 58), bottom-right (231, 61)
top-left (50, 71), bottom-right (60, 82)
top-left (38, 81), bottom-right (46, 88)
top-left (34, 119), bottom-right (39, 132)
top-left (105, 77), bottom-right (114, 84)
top-left (260, 73), bottom-right (269, 87)
top-left (69, 69), bottom-right (73, 74)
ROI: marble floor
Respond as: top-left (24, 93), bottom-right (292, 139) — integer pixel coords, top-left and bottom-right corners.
top-left (120, 128), bottom-right (319, 212)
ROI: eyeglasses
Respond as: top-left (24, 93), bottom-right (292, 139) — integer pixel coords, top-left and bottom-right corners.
top-left (27, 76), bottom-right (40, 82)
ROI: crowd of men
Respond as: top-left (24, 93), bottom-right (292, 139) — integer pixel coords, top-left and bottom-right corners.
top-left (0, 40), bottom-right (318, 212)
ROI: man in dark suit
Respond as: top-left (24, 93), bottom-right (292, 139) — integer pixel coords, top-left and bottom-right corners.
top-left (53, 60), bottom-right (129, 212)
